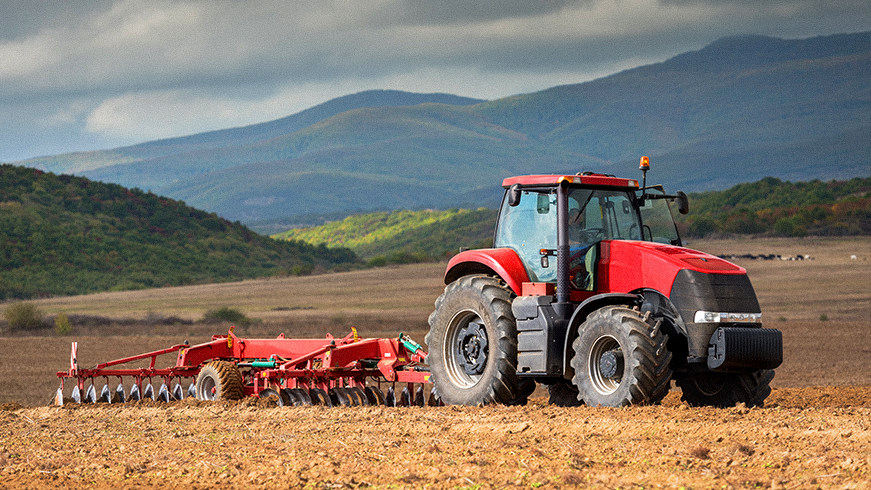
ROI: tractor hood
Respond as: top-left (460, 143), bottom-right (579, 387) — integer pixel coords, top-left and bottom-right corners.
top-left (603, 240), bottom-right (746, 297)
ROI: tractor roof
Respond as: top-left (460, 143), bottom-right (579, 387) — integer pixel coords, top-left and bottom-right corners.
top-left (502, 173), bottom-right (639, 189)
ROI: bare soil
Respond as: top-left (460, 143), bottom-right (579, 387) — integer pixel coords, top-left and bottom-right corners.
top-left (0, 237), bottom-right (869, 488)
top-left (0, 388), bottom-right (869, 489)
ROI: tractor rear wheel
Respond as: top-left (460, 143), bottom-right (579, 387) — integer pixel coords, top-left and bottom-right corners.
top-left (676, 369), bottom-right (774, 408)
top-left (571, 306), bottom-right (672, 407)
top-left (426, 275), bottom-right (523, 406)
top-left (195, 361), bottom-right (244, 401)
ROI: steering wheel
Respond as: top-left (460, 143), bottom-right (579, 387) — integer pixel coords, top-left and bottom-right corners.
top-left (582, 228), bottom-right (606, 241)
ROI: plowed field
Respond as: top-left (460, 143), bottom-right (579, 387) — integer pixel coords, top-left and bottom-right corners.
top-left (1, 387), bottom-right (869, 489)
top-left (1, 237), bottom-right (869, 488)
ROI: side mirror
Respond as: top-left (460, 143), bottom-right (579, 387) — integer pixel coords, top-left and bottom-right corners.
top-left (676, 191), bottom-right (689, 215)
top-left (507, 184), bottom-right (522, 207)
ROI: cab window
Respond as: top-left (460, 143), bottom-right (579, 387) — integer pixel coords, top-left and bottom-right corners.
top-left (494, 190), bottom-right (557, 282)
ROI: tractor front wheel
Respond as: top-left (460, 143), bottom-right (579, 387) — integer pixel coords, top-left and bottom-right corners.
top-left (571, 306), bottom-right (672, 407)
top-left (676, 369), bottom-right (774, 408)
top-left (426, 275), bottom-right (523, 406)
top-left (195, 361), bottom-right (244, 401)
top-left (546, 381), bottom-right (583, 407)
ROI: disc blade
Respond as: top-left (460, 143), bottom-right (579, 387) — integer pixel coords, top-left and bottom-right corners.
top-left (114, 383), bottom-right (126, 403)
top-left (278, 388), bottom-right (294, 407)
top-left (290, 388), bottom-right (313, 406)
top-left (172, 383), bottom-right (184, 401)
top-left (364, 386), bottom-right (385, 405)
top-left (349, 386), bottom-right (369, 406)
top-left (309, 388), bottom-right (332, 407)
top-left (157, 383), bottom-right (170, 402)
top-left (85, 385), bottom-right (97, 404)
top-left (329, 387), bottom-right (352, 407)
top-left (100, 384), bottom-right (111, 404)
top-left (399, 387), bottom-right (412, 407)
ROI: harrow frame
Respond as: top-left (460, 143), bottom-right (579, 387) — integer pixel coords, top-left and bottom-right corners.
top-left (56, 328), bottom-right (434, 406)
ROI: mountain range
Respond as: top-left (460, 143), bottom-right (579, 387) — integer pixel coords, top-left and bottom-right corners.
top-left (15, 32), bottom-right (870, 224)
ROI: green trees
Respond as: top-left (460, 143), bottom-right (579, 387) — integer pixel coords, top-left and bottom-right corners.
top-left (679, 177), bottom-right (871, 238)
top-left (0, 164), bottom-right (360, 300)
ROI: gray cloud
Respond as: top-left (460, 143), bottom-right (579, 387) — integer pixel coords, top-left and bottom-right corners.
top-left (1, 0), bottom-right (868, 162)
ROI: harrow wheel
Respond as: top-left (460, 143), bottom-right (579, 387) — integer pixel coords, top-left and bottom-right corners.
top-left (195, 361), bottom-right (244, 401)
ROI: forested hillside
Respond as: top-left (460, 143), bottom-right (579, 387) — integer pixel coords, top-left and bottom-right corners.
top-left (0, 165), bottom-right (359, 300)
top-left (274, 209), bottom-right (497, 263)
top-left (275, 177), bottom-right (871, 263)
top-left (678, 176), bottom-right (871, 237)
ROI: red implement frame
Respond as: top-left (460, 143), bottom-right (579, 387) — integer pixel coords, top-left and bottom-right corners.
top-left (56, 328), bottom-right (432, 404)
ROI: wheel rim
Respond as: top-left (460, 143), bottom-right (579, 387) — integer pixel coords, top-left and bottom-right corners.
top-left (199, 376), bottom-right (217, 401)
top-left (587, 335), bottom-right (624, 395)
top-left (444, 309), bottom-right (489, 388)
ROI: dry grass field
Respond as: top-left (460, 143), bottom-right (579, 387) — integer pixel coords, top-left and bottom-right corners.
top-left (0, 237), bottom-right (869, 489)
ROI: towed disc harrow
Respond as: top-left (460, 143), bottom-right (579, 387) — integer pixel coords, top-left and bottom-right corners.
top-left (55, 328), bottom-right (439, 408)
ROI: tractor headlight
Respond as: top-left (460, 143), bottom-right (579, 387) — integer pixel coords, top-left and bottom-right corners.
top-left (694, 311), bottom-right (762, 324)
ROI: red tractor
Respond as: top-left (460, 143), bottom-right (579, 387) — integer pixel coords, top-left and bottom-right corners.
top-left (426, 158), bottom-right (782, 407)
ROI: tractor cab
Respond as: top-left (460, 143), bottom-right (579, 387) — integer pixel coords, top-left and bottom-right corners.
top-left (493, 169), bottom-right (687, 301)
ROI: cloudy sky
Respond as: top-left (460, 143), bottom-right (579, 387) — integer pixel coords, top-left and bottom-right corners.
top-left (1, 0), bottom-right (868, 162)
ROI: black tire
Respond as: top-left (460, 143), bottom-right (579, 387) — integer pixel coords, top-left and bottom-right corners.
top-left (571, 306), bottom-right (672, 407)
top-left (195, 361), bottom-right (244, 401)
top-left (426, 275), bottom-right (523, 406)
top-left (676, 369), bottom-right (774, 408)
top-left (547, 381), bottom-right (583, 407)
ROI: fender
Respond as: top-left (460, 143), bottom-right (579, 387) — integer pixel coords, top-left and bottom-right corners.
top-left (444, 248), bottom-right (530, 295)
top-left (561, 292), bottom-right (642, 376)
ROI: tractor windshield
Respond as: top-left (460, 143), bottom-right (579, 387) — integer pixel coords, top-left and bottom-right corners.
top-left (637, 186), bottom-right (682, 245)
top-left (567, 188), bottom-right (642, 244)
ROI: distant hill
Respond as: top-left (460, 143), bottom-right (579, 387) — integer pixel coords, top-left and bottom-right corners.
top-left (274, 176), bottom-right (871, 264)
top-left (273, 208), bottom-right (498, 263)
top-left (15, 33), bottom-right (870, 224)
top-left (0, 165), bottom-right (359, 300)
